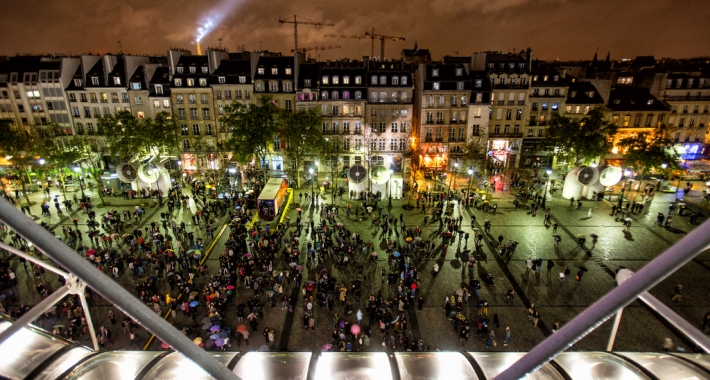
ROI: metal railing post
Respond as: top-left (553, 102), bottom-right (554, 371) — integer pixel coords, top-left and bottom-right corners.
top-left (78, 290), bottom-right (100, 351)
top-left (0, 198), bottom-right (240, 380)
top-left (0, 284), bottom-right (70, 345)
top-left (0, 241), bottom-right (68, 278)
top-left (494, 219), bottom-right (710, 380)
top-left (606, 309), bottom-right (623, 351)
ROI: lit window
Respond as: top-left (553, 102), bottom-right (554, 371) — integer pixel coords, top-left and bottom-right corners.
top-left (272, 68), bottom-right (278, 75)
top-left (239, 76), bottom-right (246, 83)
top-left (433, 82), bottom-right (440, 90)
top-left (322, 76), bottom-right (329, 85)
top-left (137, 111), bottom-right (145, 119)
top-left (174, 78), bottom-right (182, 86)
top-left (285, 68), bottom-right (292, 75)
top-left (218, 76), bottom-right (225, 84)
top-left (258, 68), bottom-right (264, 75)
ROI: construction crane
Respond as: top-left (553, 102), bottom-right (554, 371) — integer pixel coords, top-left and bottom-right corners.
top-left (291, 45), bottom-right (341, 53)
top-left (324, 28), bottom-right (405, 60)
top-left (279, 15), bottom-right (335, 52)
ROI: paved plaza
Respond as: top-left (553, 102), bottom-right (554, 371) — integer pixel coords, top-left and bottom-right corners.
top-left (2, 172), bottom-right (710, 355)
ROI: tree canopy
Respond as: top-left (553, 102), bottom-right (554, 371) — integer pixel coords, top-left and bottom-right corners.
top-left (545, 107), bottom-right (618, 168)
top-left (278, 107), bottom-right (327, 187)
top-left (222, 95), bottom-right (279, 170)
top-left (99, 111), bottom-right (178, 162)
top-left (618, 123), bottom-right (679, 177)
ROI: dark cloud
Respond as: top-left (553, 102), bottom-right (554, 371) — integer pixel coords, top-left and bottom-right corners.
top-left (0, 0), bottom-right (707, 60)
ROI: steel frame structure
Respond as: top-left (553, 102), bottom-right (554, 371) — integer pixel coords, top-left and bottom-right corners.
top-left (495, 219), bottom-right (710, 380)
top-left (0, 198), bottom-right (240, 380)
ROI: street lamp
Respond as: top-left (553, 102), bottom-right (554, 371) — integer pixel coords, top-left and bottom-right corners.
top-left (38, 158), bottom-right (45, 165)
top-left (658, 163), bottom-right (668, 191)
top-left (467, 167), bottom-right (474, 203)
top-left (74, 166), bottom-right (85, 198)
top-left (388, 169), bottom-right (394, 207)
top-left (541, 169), bottom-right (552, 209)
top-left (590, 161), bottom-right (598, 168)
top-left (309, 167), bottom-right (315, 206)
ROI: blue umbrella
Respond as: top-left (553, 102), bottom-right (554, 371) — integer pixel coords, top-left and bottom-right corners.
top-left (189, 301), bottom-right (199, 307)
top-left (393, 252), bottom-right (400, 257)
top-left (234, 206), bottom-right (241, 210)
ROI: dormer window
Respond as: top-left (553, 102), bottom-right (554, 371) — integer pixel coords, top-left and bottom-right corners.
top-left (187, 78), bottom-right (195, 87)
top-left (322, 76), bottom-right (329, 85)
top-left (343, 76), bottom-right (349, 84)
top-left (113, 77), bottom-right (121, 85)
top-left (392, 77), bottom-right (399, 85)
top-left (239, 76), bottom-right (246, 83)
top-left (304, 79), bottom-right (312, 88)
top-left (155, 84), bottom-right (163, 95)
top-left (321, 91), bottom-right (328, 99)
top-left (371, 76), bottom-right (378, 85)
top-left (74, 79), bottom-right (82, 87)
top-left (177, 67), bottom-right (184, 73)
top-left (543, 75), bottom-right (549, 81)
top-left (285, 68), bottom-right (292, 75)
top-left (92, 77), bottom-right (99, 85)
top-left (131, 82), bottom-right (141, 90)
top-left (271, 68), bottom-right (278, 75)
top-left (570, 91), bottom-right (577, 97)
top-left (401, 76), bottom-right (407, 85)
top-left (533, 75), bottom-right (538, 81)
top-left (380, 76), bottom-right (386, 85)
top-left (355, 76), bottom-right (362, 84)
top-left (258, 68), bottom-right (265, 75)
top-left (553, 76), bottom-right (559, 81)
top-left (586, 91), bottom-right (595, 98)
top-left (647, 99), bottom-right (654, 105)
top-left (687, 79), bottom-right (694, 88)
top-left (202, 67), bottom-right (208, 73)
top-left (519, 63), bottom-right (525, 70)
top-left (218, 76), bottom-right (226, 84)
top-left (613, 100), bottom-right (621, 104)
top-left (432, 69), bottom-right (439, 77)
top-left (333, 76), bottom-right (339, 85)
top-left (433, 82), bottom-right (440, 90)
top-left (174, 78), bottom-right (182, 86)
top-left (509, 63), bottom-right (515, 70)
top-left (475, 79), bottom-right (482, 88)
top-left (189, 67), bottom-right (196, 73)
top-left (199, 78), bottom-right (207, 86)
top-left (456, 68), bottom-right (463, 76)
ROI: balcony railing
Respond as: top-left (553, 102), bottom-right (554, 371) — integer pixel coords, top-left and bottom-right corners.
top-left (664, 95), bottom-right (710, 101)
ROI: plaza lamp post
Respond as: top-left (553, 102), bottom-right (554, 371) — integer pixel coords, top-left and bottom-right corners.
top-left (388, 169), bottom-right (394, 207)
top-left (658, 163), bottom-right (667, 191)
top-left (228, 167), bottom-right (237, 190)
top-left (541, 169), bottom-right (552, 209)
top-left (73, 166), bottom-right (85, 198)
top-left (467, 167), bottom-right (474, 203)
top-left (308, 167), bottom-right (315, 206)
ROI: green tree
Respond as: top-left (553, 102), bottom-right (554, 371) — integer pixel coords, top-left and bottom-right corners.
top-left (43, 131), bottom-right (84, 202)
top-left (0, 119), bottom-right (46, 205)
top-left (70, 136), bottom-right (109, 206)
top-left (222, 95), bottom-right (279, 183)
top-left (618, 123), bottom-right (679, 178)
top-left (278, 107), bottom-right (327, 188)
top-left (545, 107), bottom-right (618, 169)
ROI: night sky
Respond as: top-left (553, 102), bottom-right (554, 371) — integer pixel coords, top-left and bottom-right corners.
top-left (1, 0), bottom-right (707, 61)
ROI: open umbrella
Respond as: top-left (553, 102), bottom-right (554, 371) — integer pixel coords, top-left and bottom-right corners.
top-left (189, 301), bottom-right (199, 307)
top-left (289, 262), bottom-right (297, 268)
top-left (210, 325), bottom-right (221, 332)
top-left (392, 252), bottom-right (400, 257)
top-left (296, 207), bottom-right (302, 212)
top-left (237, 324), bottom-right (247, 333)
top-left (235, 206), bottom-right (242, 210)
top-left (296, 265), bottom-right (303, 270)
top-left (320, 269), bottom-right (328, 275)
top-left (256, 277), bottom-right (263, 282)
top-left (415, 237), bottom-right (422, 241)
top-left (350, 324), bottom-right (361, 335)
top-left (625, 218), bottom-right (632, 222)
top-left (215, 338), bottom-right (225, 347)
top-left (226, 285), bottom-right (235, 290)
top-left (405, 237), bottom-right (413, 242)
top-left (322, 344), bottom-right (333, 351)
top-left (202, 323), bottom-right (212, 330)
top-left (201, 317), bottom-right (212, 324)
top-left (244, 253), bottom-right (252, 258)
top-left (247, 313), bottom-right (256, 320)
top-left (193, 337), bottom-right (203, 344)
top-left (210, 334), bottom-right (221, 340)
top-left (265, 290), bottom-right (275, 295)
top-left (232, 217), bottom-right (241, 222)
top-left (189, 291), bottom-right (198, 299)
top-left (337, 222), bottom-right (343, 227)
top-left (391, 315), bottom-right (400, 323)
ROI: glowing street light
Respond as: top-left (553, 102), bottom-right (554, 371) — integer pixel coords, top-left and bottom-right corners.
top-left (309, 167), bottom-right (315, 206)
top-left (73, 167), bottom-right (85, 197)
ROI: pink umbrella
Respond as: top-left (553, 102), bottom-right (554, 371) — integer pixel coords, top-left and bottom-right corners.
top-left (350, 324), bottom-right (360, 335)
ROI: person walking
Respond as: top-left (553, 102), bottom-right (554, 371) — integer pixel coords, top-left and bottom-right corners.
top-left (587, 208), bottom-right (593, 218)
top-left (504, 326), bottom-right (511, 346)
top-left (671, 285), bottom-right (683, 302)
